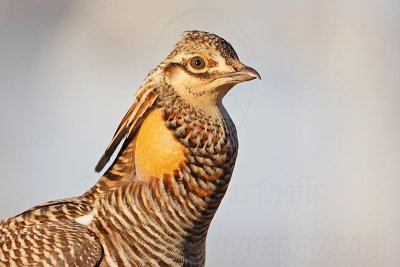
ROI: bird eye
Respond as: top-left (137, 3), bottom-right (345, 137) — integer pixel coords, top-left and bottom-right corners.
top-left (189, 56), bottom-right (206, 70)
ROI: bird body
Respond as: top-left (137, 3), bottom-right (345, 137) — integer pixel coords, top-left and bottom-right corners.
top-left (0, 30), bottom-right (260, 266)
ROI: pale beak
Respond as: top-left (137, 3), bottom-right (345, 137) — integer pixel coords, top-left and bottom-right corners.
top-left (222, 65), bottom-right (261, 84)
top-left (238, 65), bottom-right (261, 81)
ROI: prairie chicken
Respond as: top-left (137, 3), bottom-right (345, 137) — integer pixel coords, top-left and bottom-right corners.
top-left (0, 30), bottom-right (260, 266)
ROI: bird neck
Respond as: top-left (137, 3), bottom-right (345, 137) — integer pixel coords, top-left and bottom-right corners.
top-left (88, 93), bottom-right (238, 232)
top-left (154, 99), bottom-right (238, 230)
top-left (85, 101), bottom-right (237, 265)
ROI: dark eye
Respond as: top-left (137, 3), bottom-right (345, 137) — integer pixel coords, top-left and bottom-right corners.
top-left (190, 56), bottom-right (206, 70)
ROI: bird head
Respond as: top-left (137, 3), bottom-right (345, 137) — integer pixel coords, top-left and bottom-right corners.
top-left (160, 30), bottom-right (260, 110)
top-left (95, 31), bottom-right (259, 173)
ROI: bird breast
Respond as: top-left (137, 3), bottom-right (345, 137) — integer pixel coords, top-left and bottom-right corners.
top-left (134, 109), bottom-right (187, 180)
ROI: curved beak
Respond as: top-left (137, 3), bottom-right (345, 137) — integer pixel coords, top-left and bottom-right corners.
top-left (222, 65), bottom-right (261, 84)
top-left (238, 65), bottom-right (261, 81)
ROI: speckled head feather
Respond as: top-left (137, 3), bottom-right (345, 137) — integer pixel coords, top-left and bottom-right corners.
top-left (169, 30), bottom-right (239, 61)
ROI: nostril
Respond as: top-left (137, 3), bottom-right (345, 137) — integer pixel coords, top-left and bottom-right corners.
top-left (232, 63), bottom-right (243, 72)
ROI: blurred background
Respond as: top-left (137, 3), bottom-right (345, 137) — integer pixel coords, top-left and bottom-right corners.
top-left (0, 1), bottom-right (399, 266)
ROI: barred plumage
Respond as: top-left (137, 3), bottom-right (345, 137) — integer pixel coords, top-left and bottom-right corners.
top-left (0, 30), bottom-right (260, 266)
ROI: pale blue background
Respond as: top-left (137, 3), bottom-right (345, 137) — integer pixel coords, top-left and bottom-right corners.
top-left (0, 1), bottom-right (399, 266)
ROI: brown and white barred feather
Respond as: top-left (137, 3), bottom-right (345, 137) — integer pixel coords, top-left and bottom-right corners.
top-left (95, 81), bottom-right (159, 173)
top-left (0, 199), bottom-right (102, 267)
